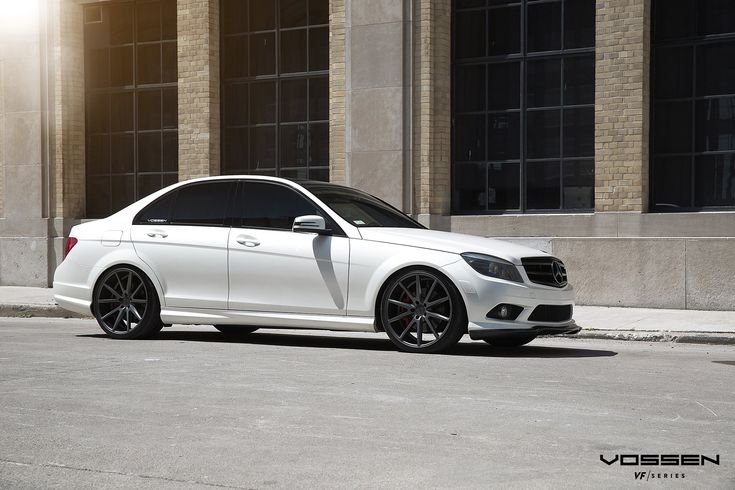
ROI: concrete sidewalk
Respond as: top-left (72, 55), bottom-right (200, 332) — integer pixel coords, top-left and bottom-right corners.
top-left (0, 286), bottom-right (734, 344)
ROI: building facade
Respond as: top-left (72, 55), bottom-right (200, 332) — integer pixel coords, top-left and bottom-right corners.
top-left (0, 0), bottom-right (734, 310)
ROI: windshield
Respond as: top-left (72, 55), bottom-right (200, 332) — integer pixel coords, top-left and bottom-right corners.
top-left (301, 183), bottom-right (424, 229)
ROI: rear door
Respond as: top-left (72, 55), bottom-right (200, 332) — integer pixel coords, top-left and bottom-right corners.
top-left (131, 180), bottom-right (235, 309)
top-left (227, 181), bottom-right (350, 315)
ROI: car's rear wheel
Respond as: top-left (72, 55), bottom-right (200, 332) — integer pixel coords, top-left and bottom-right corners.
top-left (483, 335), bottom-right (536, 348)
top-left (379, 268), bottom-right (466, 353)
top-left (213, 325), bottom-right (259, 335)
top-left (92, 266), bottom-right (163, 339)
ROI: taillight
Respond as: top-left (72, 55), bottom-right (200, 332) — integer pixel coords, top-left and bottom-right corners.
top-left (64, 237), bottom-right (78, 259)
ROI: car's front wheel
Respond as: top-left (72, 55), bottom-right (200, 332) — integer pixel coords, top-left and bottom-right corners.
top-left (213, 325), bottom-right (259, 335)
top-left (379, 268), bottom-right (466, 353)
top-left (92, 266), bottom-right (163, 339)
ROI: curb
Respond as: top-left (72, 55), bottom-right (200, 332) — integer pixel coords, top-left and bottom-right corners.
top-left (569, 329), bottom-right (735, 346)
top-left (0, 304), bottom-right (90, 319)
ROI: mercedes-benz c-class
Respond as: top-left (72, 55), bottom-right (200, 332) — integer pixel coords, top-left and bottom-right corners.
top-left (53, 176), bottom-right (579, 353)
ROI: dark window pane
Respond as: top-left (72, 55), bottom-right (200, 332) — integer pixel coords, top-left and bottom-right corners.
top-left (487, 62), bottom-right (519, 110)
top-left (527, 58), bottom-right (561, 108)
top-left (224, 83), bottom-right (249, 126)
top-left (162, 0), bottom-right (177, 40)
top-left (527, 1), bottom-right (561, 52)
top-left (138, 174), bottom-right (163, 199)
top-left (110, 134), bottom-right (134, 173)
top-left (487, 162), bottom-right (520, 210)
top-left (453, 163), bottom-right (486, 212)
top-left (250, 33), bottom-right (276, 75)
top-left (110, 91), bottom-right (134, 132)
top-left (455, 10), bottom-right (486, 59)
top-left (281, 0), bottom-right (307, 28)
top-left (564, 0), bottom-right (595, 49)
top-left (171, 182), bottom-right (235, 226)
top-left (564, 55), bottom-right (594, 105)
top-left (309, 167), bottom-right (329, 181)
top-left (251, 126), bottom-right (276, 169)
top-left (696, 42), bottom-right (735, 97)
top-left (138, 90), bottom-right (162, 130)
top-left (696, 97), bottom-right (735, 152)
top-left (280, 168), bottom-right (309, 179)
top-left (653, 0), bottom-right (695, 41)
top-left (162, 131), bottom-right (177, 172)
top-left (653, 47), bottom-right (692, 99)
top-left (488, 6), bottom-right (521, 55)
top-left (456, 0), bottom-right (485, 8)
top-left (487, 113), bottom-right (520, 160)
top-left (162, 41), bottom-right (177, 83)
top-left (224, 35), bottom-right (249, 78)
top-left (240, 182), bottom-right (319, 230)
top-left (455, 65), bottom-right (486, 112)
top-left (527, 110), bottom-right (560, 159)
top-left (281, 79), bottom-right (307, 122)
top-left (309, 0), bottom-right (328, 25)
top-left (563, 159), bottom-right (594, 209)
top-left (87, 49), bottom-right (109, 89)
top-left (250, 0), bottom-right (276, 30)
top-left (87, 93), bottom-right (110, 133)
top-left (454, 115), bottom-right (485, 161)
top-left (280, 124), bottom-right (308, 167)
top-left (309, 123), bottom-right (328, 165)
top-left (653, 157), bottom-right (691, 208)
top-left (137, 44), bottom-right (161, 84)
top-left (309, 27), bottom-right (328, 71)
top-left (224, 128), bottom-right (249, 172)
top-left (563, 107), bottom-right (594, 158)
top-left (138, 132), bottom-right (162, 172)
top-left (309, 76), bottom-right (328, 120)
top-left (694, 155), bottom-right (735, 207)
top-left (87, 176), bottom-right (111, 218)
top-left (163, 173), bottom-right (178, 187)
top-left (223, 0), bottom-right (248, 34)
top-left (697, 0), bottom-right (735, 36)
top-left (110, 46), bottom-right (133, 87)
top-left (109, 4), bottom-right (134, 45)
top-left (162, 88), bottom-right (177, 129)
top-left (250, 82), bottom-right (276, 123)
top-left (281, 29), bottom-right (307, 73)
top-left (527, 162), bottom-right (561, 209)
top-left (87, 135), bottom-right (110, 175)
top-left (137, 1), bottom-right (161, 42)
top-left (653, 101), bottom-right (692, 154)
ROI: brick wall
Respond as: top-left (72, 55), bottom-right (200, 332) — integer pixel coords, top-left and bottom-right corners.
top-left (413, 0), bottom-right (451, 216)
top-left (594, 0), bottom-right (651, 212)
top-left (178, 0), bottom-right (219, 180)
top-left (329, 0), bottom-right (346, 185)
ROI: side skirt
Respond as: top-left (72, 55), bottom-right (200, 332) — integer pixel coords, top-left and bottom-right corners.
top-left (160, 308), bottom-right (376, 332)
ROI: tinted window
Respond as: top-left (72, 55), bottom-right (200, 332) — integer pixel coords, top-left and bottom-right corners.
top-left (239, 182), bottom-right (320, 230)
top-left (170, 182), bottom-right (235, 226)
top-left (135, 192), bottom-right (176, 224)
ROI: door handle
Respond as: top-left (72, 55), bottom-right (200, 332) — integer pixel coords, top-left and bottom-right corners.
top-left (147, 231), bottom-right (168, 238)
top-left (236, 237), bottom-right (260, 247)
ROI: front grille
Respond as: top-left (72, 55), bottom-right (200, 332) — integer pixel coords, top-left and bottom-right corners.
top-left (528, 305), bottom-right (573, 323)
top-left (521, 257), bottom-right (568, 288)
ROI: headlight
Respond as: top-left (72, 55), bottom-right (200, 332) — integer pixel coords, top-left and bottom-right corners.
top-left (461, 252), bottom-right (523, 283)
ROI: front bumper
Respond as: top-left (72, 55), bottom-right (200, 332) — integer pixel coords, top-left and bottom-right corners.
top-left (442, 259), bottom-right (578, 339)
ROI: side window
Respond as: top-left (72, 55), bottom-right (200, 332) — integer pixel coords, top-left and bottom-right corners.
top-left (170, 181), bottom-right (235, 226)
top-left (135, 191), bottom-right (176, 224)
top-left (239, 182), bottom-right (322, 230)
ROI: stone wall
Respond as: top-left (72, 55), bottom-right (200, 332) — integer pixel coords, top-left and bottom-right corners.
top-left (329, 0), bottom-right (347, 185)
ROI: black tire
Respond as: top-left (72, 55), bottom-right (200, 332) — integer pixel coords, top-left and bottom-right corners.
top-left (213, 325), bottom-right (259, 335)
top-left (92, 266), bottom-right (163, 339)
top-left (483, 335), bottom-right (536, 348)
top-left (379, 267), bottom-right (466, 353)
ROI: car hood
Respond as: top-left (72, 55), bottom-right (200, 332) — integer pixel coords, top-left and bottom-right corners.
top-left (358, 228), bottom-right (550, 265)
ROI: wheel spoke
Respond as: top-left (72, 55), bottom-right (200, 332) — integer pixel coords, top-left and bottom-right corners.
top-left (130, 282), bottom-right (144, 299)
top-left (416, 318), bottom-right (423, 347)
top-left (425, 317), bottom-right (440, 339)
top-left (425, 280), bottom-right (437, 302)
top-left (399, 318), bottom-right (417, 340)
top-left (100, 306), bottom-right (121, 321)
top-left (115, 273), bottom-right (125, 295)
top-left (427, 296), bottom-right (449, 308)
top-left (112, 307), bottom-right (125, 331)
top-left (388, 310), bottom-right (413, 323)
top-left (415, 275), bottom-right (422, 301)
top-left (427, 311), bottom-right (449, 322)
top-left (129, 305), bottom-right (143, 321)
top-left (125, 307), bottom-right (131, 331)
top-left (126, 271), bottom-right (133, 295)
top-left (103, 284), bottom-right (121, 299)
top-left (98, 298), bottom-right (119, 304)
top-left (388, 298), bottom-right (413, 310)
top-left (398, 282), bottom-right (417, 304)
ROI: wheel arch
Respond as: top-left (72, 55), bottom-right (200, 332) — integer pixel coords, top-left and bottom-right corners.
top-left (90, 260), bottom-right (165, 310)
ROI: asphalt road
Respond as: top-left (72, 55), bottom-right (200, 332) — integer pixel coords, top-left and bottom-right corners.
top-left (0, 318), bottom-right (733, 489)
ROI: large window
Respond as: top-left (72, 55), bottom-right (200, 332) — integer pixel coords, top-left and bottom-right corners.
top-left (452, 0), bottom-right (595, 213)
top-left (221, 0), bottom-right (329, 181)
top-left (651, 0), bottom-right (735, 211)
top-left (84, 0), bottom-right (178, 218)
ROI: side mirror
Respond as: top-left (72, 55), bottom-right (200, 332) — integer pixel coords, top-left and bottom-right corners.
top-left (292, 215), bottom-right (332, 235)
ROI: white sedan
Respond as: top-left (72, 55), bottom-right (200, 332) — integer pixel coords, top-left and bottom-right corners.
top-left (53, 176), bottom-right (578, 353)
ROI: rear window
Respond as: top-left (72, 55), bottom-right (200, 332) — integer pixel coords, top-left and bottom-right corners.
top-left (134, 181), bottom-right (235, 226)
